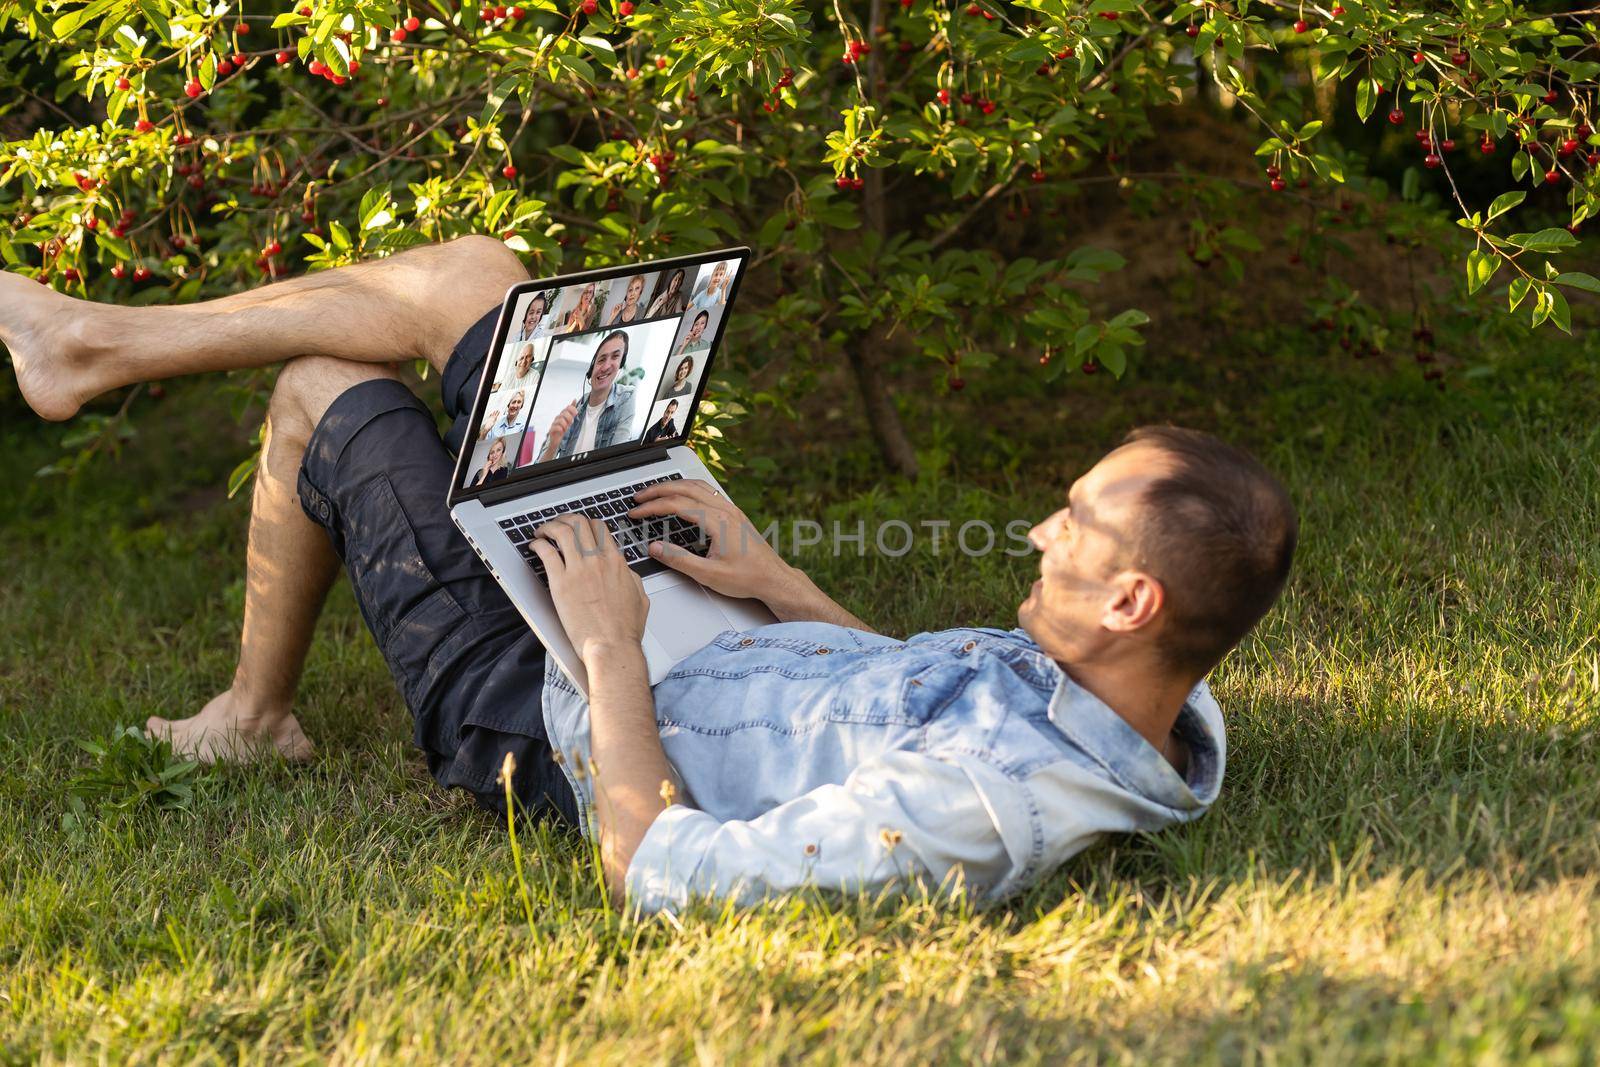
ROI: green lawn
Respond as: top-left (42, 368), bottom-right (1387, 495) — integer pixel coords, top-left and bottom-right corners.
top-left (3, 335), bottom-right (1599, 1063)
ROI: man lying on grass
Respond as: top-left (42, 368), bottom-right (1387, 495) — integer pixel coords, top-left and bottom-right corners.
top-left (2, 237), bottom-right (1297, 914)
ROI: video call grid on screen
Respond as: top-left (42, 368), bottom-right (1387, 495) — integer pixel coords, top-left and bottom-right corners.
top-left (460, 254), bottom-right (743, 492)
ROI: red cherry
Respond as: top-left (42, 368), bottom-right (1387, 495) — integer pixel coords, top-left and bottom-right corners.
top-left (656, 56), bottom-right (668, 69)
top-left (265, 240), bottom-right (283, 255)
top-left (391, 27), bottom-right (407, 40)
top-left (1186, 24), bottom-right (1199, 36)
top-left (63, 268), bottom-right (81, 282)
top-left (1265, 164), bottom-right (1280, 178)
top-left (184, 78), bottom-right (203, 98)
top-left (502, 164), bottom-right (518, 178)
top-left (187, 173), bottom-right (204, 188)
top-left (404, 14), bottom-right (421, 29)
top-left (1270, 177), bottom-right (1287, 191)
top-left (1056, 47), bottom-right (1074, 58)
top-left (1030, 169), bottom-right (1045, 182)
top-left (298, 5), bottom-right (311, 14)
top-left (936, 88), bottom-right (950, 105)
top-left (1080, 360), bottom-right (1097, 375)
top-left (582, 0), bottom-right (598, 12)
top-left (1543, 89), bottom-right (1559, 105)
top-left (1293, 19), bottom-right (1309, 33)
top-left (835, 176), bottom-right (850, 190)
top-left (1412, 51), bottom-right (1424, 64)
top-left (110, 263), bottom-right (127, 279)
top-left (1451, 51), bottom-right (1467, 66)
top-left (966, 2), bottom-right (980, 12)
top-left (494, 5), bottom-right (507, 16)
top-left (135, 118), bottom-right (154, 132)
top-left (216, 59), bottom-right (234, 76)
top-left (1545, 168), bottom-right (1561, 184)
top-left (1424, 153), bottom-right (1441, 168)
top-left (308, 59), bottom-right (326, 75)
top-left (618, 0), bottom-right (634, 13)
top-left (1588, 153), bottom-right (1600, 166)
top-left (1577, 123), bottom-right (1593, 139)
top-left (149, 383), bottom-right (166, 399)
top-left (171, 234), bottom-right (186, 249)
top-left (133, 266), bottom-right (151, 281)
top-left (1387, 108), bottom-right (1404, 125)
top-left (174, 132), bottom-right (192, 145)
top-left (76, 174), bottom-right (97, 191)
top-left (330, 74), bottom-right (346, 85)
top-left (979, 99), bottom-right (995, 115)
top-left (1441, 138), bottom-right (1455, 152)
top-left (277, 49), bottom-right (292, 63)
top-left (232, 52), bottom-right (246, 65)
top-left (348, 59), bottom-right (360, 73)
top-left (851, 177), bottom-right (865, 190)
top-left (84, 216), bottom-right (98, 230)
top-left (626, 67), bottom-right (639, 78)
top-left (948, 376), bottom-right (966, 390)
top-left (1561, 138), bottom-right (1579, 155)
top-left (960, 92), bottom-right (973, 105)
top-left (900, 0), bottom-right (912, 8)
top-left (1330, 4), bottom-right (1344, 14)
top-left (116, 75), bottom-right (132, 91)
top-left (510, 5), bottom-right (524, 16)
top-left (1098, 10), bottom-right (1118, 19)
top-left (1479, 136), bottom-right (1495, 154)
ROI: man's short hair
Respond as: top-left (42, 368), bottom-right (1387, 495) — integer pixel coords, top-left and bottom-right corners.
top-left (1122, 426), bottom-right (1297, 677)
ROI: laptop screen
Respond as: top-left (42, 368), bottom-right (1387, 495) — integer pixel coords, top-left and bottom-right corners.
top-left (457, 249), bottom-right (747, 494)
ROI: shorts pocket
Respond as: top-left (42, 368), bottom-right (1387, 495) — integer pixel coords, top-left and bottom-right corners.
top-left (383, 585), bottom-right (469, 715)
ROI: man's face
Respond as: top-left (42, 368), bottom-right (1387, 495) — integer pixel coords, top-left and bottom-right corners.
top-left (591, 339), bottom-right (625, 390)
top-left (1018, 442), bottom-right (1175, 664)
top-left (506, 392), bottom-right (525, 421)
top-left (665, 402), bottom-right (678, 420)
top-left (515, 347), bottom-right (534, 376)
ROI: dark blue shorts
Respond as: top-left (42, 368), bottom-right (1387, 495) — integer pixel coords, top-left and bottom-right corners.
top-left (296, 308), bottom-right (579, 825)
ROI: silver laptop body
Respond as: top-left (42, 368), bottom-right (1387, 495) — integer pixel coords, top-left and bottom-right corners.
top-left (446, 248), bottom-right (775, 696)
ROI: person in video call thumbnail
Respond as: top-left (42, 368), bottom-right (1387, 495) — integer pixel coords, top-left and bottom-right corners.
top-left (687, 262), bottom-right (732, 315)
top-left (507, 342), bottom-right (539, 388)
top-left (603, 275), bottom-right (650, 327)
top-left (539, 330), bottom-right (636, 461)
top-left (517, 291), bottom-right (551, 341)
top-left (672, 310), bottom-right (712, 358)
top-left (468, 437), bottom-right (511, 487)
top-left (657, 356), bottom-right (697, 401)
top-left (646, 269), bottom-right (689, 317)
top-left (479, 388), bottom-right (528, 440)
top-left (642, 400), bottom-right (680, 445)
top-left (555, 283), bottom-right (601, 335)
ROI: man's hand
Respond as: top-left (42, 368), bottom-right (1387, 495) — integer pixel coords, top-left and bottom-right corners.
top-left (540, 401), bottom-right (579, 459)
top-left (529, 514), bottom-right (648, 660)
top-left (627, 479), bottom-right (795, 603)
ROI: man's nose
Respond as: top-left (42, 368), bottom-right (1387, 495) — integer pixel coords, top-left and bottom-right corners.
top-left (1027, 522), bottom-right (1048, 552)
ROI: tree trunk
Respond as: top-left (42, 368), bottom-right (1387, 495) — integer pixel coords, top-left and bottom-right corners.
top-left (846, 36), bottom-right (920, 479)
top-left (845, 327), bottom-right (920, 478)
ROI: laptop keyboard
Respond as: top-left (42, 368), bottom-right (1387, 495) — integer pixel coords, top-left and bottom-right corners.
top-left (494, 472), bottom-right (708, 585)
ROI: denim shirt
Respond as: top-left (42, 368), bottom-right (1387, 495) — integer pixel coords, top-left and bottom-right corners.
top-left (554, 380), bottom-right (636, 458)
top-left (540, 622), bottom-right (1225, 915)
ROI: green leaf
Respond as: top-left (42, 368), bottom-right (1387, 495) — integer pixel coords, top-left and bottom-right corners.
top-left (1097, 344), bottom-right (1128, 378)
top-left (1485, 190), bottom-right (1525, 222)
top-left (1355, 78), bottom-right (1375, 122)
top-left (1548, 289), bottom-right (1572, 333)
top-left (1508, 277), bottom-right (1532, 312)
top-left (227, 452), bottom-right (259, 498)
top-left (1507, 228), bottom-right (1577, 253)
top-left (1553, 271), bottom-right (1600, 294)
top-left (1466, 249), bottom-right (1500, 295)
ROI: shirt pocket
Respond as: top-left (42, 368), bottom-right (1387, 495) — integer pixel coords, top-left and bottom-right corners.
top-left (828, 658), bottom-right (969, 727)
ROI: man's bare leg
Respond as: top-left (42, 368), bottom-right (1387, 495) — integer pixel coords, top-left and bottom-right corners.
top-left (0, 235), bottom-right (528, 420)
top-left (146, 356), bottom-right (400, 761)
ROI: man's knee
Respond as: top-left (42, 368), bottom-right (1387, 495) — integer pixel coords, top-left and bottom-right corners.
top-left (441, 234), bottom-right (527, 288)
top-left (270, 356), bottom-right (398, 438)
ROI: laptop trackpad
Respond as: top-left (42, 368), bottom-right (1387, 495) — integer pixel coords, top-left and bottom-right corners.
top-left (647, 582), bottom-right (734, 659)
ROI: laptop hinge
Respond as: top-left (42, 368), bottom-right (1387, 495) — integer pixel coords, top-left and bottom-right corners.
top-left (473, 447), bottom-right (673, 507)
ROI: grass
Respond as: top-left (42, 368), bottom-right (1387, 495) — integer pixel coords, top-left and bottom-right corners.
top-left (3, 327), bottom-right (1600, 1064)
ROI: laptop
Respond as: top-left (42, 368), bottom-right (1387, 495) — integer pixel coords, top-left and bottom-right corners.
top-left (447, 247), bottom-right (776, 696)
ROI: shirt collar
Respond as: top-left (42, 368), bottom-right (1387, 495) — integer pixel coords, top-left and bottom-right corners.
top-left (1040, 660), bottom-right (1226, 812)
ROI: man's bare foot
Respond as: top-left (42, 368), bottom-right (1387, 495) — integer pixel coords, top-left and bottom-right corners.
top-left (0, 272), bottom-right (107, 421)
top-left (146, 690), bottom-right (315, 763)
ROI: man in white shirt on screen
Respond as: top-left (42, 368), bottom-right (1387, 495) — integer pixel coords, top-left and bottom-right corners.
top-left (539, 331), bottom-right (637, 461)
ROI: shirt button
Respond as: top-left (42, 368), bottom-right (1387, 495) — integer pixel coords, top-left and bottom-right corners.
top-left (815, 647), bottom-right (830, 655)
top-left (961, 641), bottom-right (976, 653)
top-left (739, 637), bottom-right (754, 647)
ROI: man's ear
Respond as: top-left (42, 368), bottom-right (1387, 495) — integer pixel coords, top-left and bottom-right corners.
top-left (1099, 570), bottom-right (1165, 634)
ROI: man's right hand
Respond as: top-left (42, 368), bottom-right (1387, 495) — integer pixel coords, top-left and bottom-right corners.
top-left (628, 479), bottom-right (797, 605)
top-left (541, 401), bottom-right (578, 458)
